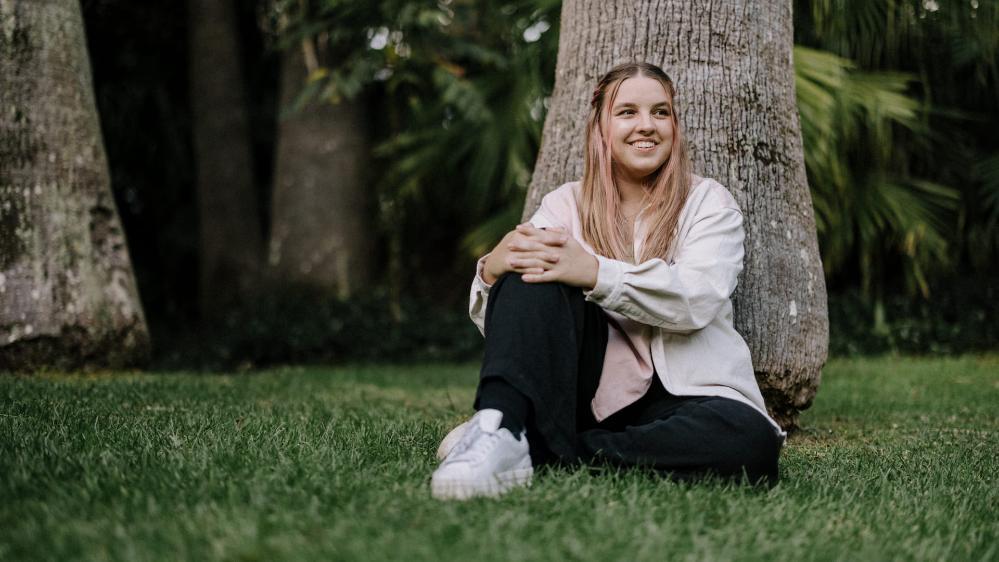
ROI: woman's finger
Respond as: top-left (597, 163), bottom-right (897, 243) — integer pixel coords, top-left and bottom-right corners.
top-left (522, 270), bottom-right (554, 283)
top-left (507, 239), bottom-right (544, 252)
top-left (508, 250), bottom-right (559, 264)
top-left (508, 238), bottom-right (565, 253)
top-left (514, 223), bottom-right (541, 239)
top-left (510, 259), bottom-right (553, 270)
top-left (509, 257), bottom-right (556, 270)
top-left (537, 229), bottom-right (568, 247)
top-left (544, 231), bottom-right (569, 246)
top-left (515, 223), bottom-right (568, 247)
top-left (510, 266), bottom-right (545, 276)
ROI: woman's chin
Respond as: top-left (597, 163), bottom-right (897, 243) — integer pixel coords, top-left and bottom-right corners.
top-left (628, 164), bottom-right (665, 179)
top-left (614, 159), bottom-right (668, 182)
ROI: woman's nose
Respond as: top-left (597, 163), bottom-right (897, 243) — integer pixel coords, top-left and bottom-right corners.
top-left (637, 111), bottom-right (654, 131)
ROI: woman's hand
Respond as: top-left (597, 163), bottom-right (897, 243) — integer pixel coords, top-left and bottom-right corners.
top-left (482, 223), bottom-right (567, 284)
top-left (513, 224), bottom-right (599, 289)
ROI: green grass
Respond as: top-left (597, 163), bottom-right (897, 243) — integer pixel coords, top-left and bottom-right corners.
top-left (2, 357), bottom-right (997, 561)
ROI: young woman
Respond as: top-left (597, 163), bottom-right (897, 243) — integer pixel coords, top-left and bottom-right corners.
top-left (431, 62), bottom-right (786, 500)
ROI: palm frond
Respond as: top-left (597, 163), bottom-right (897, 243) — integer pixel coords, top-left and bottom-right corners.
top-left (795, 44), bottom-right (959, 295)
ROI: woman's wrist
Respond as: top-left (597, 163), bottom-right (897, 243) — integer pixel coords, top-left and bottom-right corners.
top-left (482, 252), bottom-right (503, 285)
top-left (482, 267), bottom-right (499, 285)
top-left (586, 254), bottom-right (599, 289)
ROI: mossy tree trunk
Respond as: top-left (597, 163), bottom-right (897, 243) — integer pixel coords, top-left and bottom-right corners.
top-left (267, 42), bottom-right (372, 298)
top-left (525, 0), bottom-right (828, 429)
top-left (188, 0), bottom-right (263, 317)
top-left (0, 0), bottom-right (150, 370)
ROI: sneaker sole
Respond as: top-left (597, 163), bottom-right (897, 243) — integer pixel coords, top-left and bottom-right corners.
top-left (431, 467), bottom-right (534, 500)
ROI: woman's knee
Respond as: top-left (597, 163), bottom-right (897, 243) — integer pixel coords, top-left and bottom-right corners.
top-left (494, 272), bottom-right (578, 304)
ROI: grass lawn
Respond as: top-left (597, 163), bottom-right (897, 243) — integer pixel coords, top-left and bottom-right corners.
top-left (2, 356), bottom-right (997, 561)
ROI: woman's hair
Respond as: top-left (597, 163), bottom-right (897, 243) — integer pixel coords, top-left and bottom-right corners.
top-left (579, 61), bottom-right (692, 263)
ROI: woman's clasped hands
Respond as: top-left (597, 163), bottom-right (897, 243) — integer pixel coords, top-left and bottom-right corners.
top-left (483, 223), bottom-right (598, 289)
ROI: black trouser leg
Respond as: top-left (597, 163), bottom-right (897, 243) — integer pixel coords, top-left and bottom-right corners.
top-left (579, 380), bottom-right (781, 485)
top-left (474, 272), bottom-right (780, 484)
top-left (474, 272), bottom-right (607, 465)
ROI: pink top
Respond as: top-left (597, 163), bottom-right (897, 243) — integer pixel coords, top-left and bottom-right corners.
top-left (528, 182), bottom-right (655, 421)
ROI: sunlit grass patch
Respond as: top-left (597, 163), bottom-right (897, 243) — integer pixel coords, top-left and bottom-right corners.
top-left (1, 356), bottom-right (996, 561)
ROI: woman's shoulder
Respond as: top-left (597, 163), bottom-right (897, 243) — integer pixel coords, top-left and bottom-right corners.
top-left (687, 175), bottom-right (742, 214)
top-left (531, 181), bottom-right (582, 228)
top-left (538, 181), bottom-right (582, 212)
top-left (542, 181), bottom-right (582, 203)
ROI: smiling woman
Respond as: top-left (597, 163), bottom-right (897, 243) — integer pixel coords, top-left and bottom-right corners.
top-left (608, 79), bottom-right (675, 190)
top-left (578, 64), bottom-right (690, 267)
top-left (430, 62), bottom-right (785, 500)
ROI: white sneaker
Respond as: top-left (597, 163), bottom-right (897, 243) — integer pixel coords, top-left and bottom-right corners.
top-left (436, 419), bottom-right (470, 461)
top-left (430, 409), bottom-right (532, 500)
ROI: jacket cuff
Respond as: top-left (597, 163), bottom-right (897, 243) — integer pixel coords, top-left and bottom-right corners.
top-left (474, 253), bottom-right (493, 294)
top-left (583, 254), bottom-right (625, 305)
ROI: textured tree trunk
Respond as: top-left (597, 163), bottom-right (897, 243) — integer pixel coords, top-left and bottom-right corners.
top-left (526, 0), bottom-right (828, 429)
top-left (267, 43), bottom-right (372, 298)
top-left (188, 0), bottom-right (262, 316)
top-left (0, 0), bottom-right (150, 370)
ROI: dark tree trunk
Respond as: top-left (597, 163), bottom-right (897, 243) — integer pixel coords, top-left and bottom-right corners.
top-left (267, 43), bottom-right (373, 297)
top-left (525, 0), bottom-right (828, 429)
top-left (188, 0), bottom-right (263, 316)
top-left (0, 0), bottom-right (150, 370)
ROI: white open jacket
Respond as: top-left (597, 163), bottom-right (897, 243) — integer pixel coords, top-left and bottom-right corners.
top-left (470, 177), bottom-right (786, 442)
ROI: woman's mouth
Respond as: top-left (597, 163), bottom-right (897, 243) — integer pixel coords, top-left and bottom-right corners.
top-left (630, 140), bottom-right (657, 152)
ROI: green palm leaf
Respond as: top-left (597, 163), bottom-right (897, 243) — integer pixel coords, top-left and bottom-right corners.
top-left (794, 45), bottom-right (959, 295)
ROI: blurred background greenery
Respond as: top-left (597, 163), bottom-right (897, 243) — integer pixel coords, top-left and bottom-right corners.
top-left (80, 0), bottom-right (998, 367)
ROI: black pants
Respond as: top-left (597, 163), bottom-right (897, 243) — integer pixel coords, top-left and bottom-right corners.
top-left (474, 273), bottom-right (781, 485)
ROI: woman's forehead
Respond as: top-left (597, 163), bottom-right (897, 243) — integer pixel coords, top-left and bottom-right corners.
top-left (613, 75), bottom-right (671, 106)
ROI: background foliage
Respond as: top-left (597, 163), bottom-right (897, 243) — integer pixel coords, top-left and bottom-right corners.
top-left (272, 0), bottom-right (561, 305)
top-left (794, 0), bottom-right (999, 298)
top-left (80, 0), bottom-right (998, 367)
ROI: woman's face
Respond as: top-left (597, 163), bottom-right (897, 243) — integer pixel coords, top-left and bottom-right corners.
top-left (607, 75), bottom-right (674, 184)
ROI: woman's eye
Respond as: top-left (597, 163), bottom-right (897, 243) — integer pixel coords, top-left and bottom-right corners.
top-left (618, 109), bottom-right (669, 116)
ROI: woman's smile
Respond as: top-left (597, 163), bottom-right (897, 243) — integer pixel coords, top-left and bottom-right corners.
top-left (629, 139), bottom-right (659, 152)
top-left (609, 75), bottom-right (675, 181)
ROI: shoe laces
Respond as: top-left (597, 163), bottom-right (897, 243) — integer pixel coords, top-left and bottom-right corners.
top-left (446, 423), bottom-right (501, 465)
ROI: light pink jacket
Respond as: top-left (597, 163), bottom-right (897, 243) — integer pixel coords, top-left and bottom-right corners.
top-left (470, 177), bottom-right (786, 441)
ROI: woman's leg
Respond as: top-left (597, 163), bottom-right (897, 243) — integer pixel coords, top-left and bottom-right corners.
top-left (475, 272), bottom-right (608, 465)
top-left (578, 379), bottom-right (782, 485)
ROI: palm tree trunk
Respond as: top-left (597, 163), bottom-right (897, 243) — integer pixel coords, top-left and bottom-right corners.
top-left (267, 42), bottom-right (373, 297)
top-left (525, 0), bottom-right (828, 429)
top-left (0, 0), bottom-right (150, 370)
top-left (188, 0), bottom-right (263, 317)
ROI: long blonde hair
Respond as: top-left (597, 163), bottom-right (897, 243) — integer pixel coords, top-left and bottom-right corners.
top-left (579, 62), bottom-right (692, 263)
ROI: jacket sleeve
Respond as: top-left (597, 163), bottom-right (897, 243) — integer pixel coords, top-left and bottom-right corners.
top-left (469, 254), bottom-right (492, 336)
top-left (469, 189), bottom-right (570, 336)
top-left (583, 204), bottom-right (745, 334)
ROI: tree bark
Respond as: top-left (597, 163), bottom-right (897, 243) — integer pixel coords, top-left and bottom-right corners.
top-left (188, 0), bottom-right (263, 316)
top-left (526, 0), bottom-right (828, 429)
top-left (267, 43), bottom-right (372, 298)
top-left (0, 0), bottom-right (150, 370)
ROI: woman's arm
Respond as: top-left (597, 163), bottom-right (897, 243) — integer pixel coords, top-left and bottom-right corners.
top-left (482, 226), bottom-right (569, 284)
top-left (468, 223), bottom-right (571, 336)
top-left (514, 224), bottom-right (599, 289)
top-left (581, 206), bottom-right (745, 333)
top-left (469, 184), bottom-right (577, 335)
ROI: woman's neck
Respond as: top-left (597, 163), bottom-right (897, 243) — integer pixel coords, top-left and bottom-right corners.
top-left (616, 175), bottom-right (647, 205)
